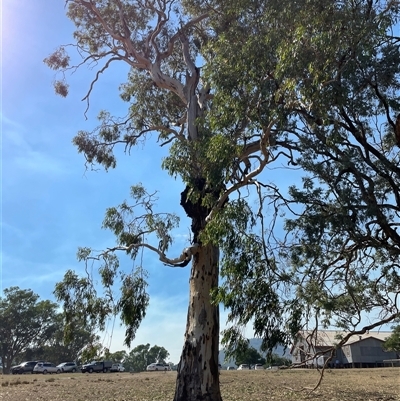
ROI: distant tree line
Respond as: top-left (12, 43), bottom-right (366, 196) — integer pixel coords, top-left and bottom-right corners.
top-left (0, 287), bottom-right (99, 373)
top-left (233, 346), bottom-right (291, 367)
top-left (105, 344), bottom-right (171, 372)
top-left (1, 285), bottom-right (395, 375)
top-left (0, 286), bottom-right (172, 373)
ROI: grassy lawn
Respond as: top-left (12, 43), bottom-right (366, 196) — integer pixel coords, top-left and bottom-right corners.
top-left (1, 368), bottom-right (399, 401)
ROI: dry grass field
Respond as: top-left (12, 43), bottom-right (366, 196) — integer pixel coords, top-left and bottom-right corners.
top-left (1, 368), bottom-right (399, 401)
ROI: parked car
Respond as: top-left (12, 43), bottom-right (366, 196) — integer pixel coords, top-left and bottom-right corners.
top-left (81, 360), bottom-right (112, 373)
top-left (57, 362), bottom-right (78, 373)
top-left (33, 362), bottom-right (61, 374)
top-left (237, 364), bottom-right (250, 370)
top-left (110, 363), bottom-right (125, 372)
top-left (227, 366), bottom-right (236, 370)
top-left (11, 361), bottom-right (42, 374)
top-left (254, 364), bottom-right (264, 370)
top-left (146, 363), bottom-right (169, 371)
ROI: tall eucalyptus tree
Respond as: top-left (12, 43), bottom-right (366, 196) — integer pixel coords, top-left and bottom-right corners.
top-left (47, 1), bottom-right (279, 400)
top-left (47, 0), bottom-right (400, 399)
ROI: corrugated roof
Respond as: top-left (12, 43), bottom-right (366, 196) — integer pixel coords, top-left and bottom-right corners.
top-left (297, 330), bottom-right (392, 347)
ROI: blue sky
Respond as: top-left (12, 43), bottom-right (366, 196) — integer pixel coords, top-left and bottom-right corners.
top-left (1, 0), bottom-right (211, 363)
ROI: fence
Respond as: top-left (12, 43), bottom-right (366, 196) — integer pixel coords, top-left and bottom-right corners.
top-left (383, 359), bottom-right (400, 367)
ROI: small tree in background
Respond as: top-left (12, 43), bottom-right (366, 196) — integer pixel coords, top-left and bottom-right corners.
top-left (0, 287), bottom-right (58, 373)
top-left (234, 346), bottom-right (266, 367)
top-left (383, 325), bottom-right (400, 357)
top-left (269, 354), bottom-right (291, 367)
top-left (106, 350), bottom-right (128, 363)
top-left (123, 344), bottom-right (170, 372)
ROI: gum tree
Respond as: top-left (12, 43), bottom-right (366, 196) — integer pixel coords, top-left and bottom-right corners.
top-left (47, 1), bottom-right (285, 400)
top-left (47, 0), bottom-right (400, 399)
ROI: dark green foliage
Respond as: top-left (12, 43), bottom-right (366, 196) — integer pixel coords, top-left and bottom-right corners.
top-left (123, 343), bottom-right (170, 372)
top-left (203, 0), bottom-right (400, 346)
top-left (54, 264), bottom-right (149, 348)
top-left (105, 350), bottom-right (128, 363)
top-left (73, 130), bottom-right (117, 170)
top-left (208, 200), bottom-right (301, 358)
top-left (0, 287), bottom-right (59, 372)
top-left (233, 346), bottom-right (266, 367)
top-left (43, 47), bottom-right (70, 70)
top-left (54, 184), bottom-right (181, 347)
top-left (269, 353), bottom-right (291, 367)
top-left (383, 324), bottom-right (400, 353)
top-left (20, 314), bottom-right (95, 364)
top-left (54, 269), bottom-right (113, 339)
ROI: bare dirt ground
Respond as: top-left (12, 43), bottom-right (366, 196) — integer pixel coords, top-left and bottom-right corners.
top-left (1, 368), bottom-right (399, 401)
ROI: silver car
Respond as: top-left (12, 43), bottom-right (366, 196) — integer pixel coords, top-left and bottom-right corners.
top-left (57, 362), bottom-right (78, 373)
top-left (146, 363), bottom-right (169, 371)
top-left (110, 363), bottom-right (125, 372)
top-left (33, 362), bottom-right (61, 374)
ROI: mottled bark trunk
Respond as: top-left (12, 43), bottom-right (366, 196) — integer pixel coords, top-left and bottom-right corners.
top-left (173, 242), bottom-right (222, 401)
top-left (2, 352), bottom-right (12, 374)
top-left (1, 343), bottom-right (9, 374)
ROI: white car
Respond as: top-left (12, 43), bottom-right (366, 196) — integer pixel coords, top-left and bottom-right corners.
top-left (57, 362), bottom-right (78, 373)
top-left (254, 364), bottom-right (264, 370)
top-left (146, 363), bottom-right (170, 371)
top-left (237, 364), bottom-right (250, 370)
top-left (110, 363), bottom-right (125, 372)
top-left (33, 362), bottom-right (61, 374)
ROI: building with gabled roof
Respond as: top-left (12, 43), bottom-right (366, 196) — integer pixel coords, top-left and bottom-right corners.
top-left (291, 330), bottom-right (397, 368)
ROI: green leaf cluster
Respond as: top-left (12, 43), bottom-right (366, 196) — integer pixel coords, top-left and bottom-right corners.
top-left (234, 346), bottom-right (266, 367)
top-left (383, 324), bottom-right (400, 353)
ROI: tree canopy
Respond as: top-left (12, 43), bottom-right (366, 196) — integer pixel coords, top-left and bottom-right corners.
top-left (20, 313), bottom-right (96, 365)
top-left (46, 1), bottom-right (400, 399)
top-left (269, 353), bottom-right (291, 367)
top-left (123, 343), bottom-right (170, 372)
top-left (234, 346), bottom-right (266, 367)
top-left (106, 349), bottom-right (128, 363)
top-left (0, 287), bottom-right (58, 373)
top-left (383, 324), bottom-right (400, 354)
top-left (206, 0), bottom-right (400, 356)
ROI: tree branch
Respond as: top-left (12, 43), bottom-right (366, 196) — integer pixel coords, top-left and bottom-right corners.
top-left (96, 242), bottom-right (200, 268)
